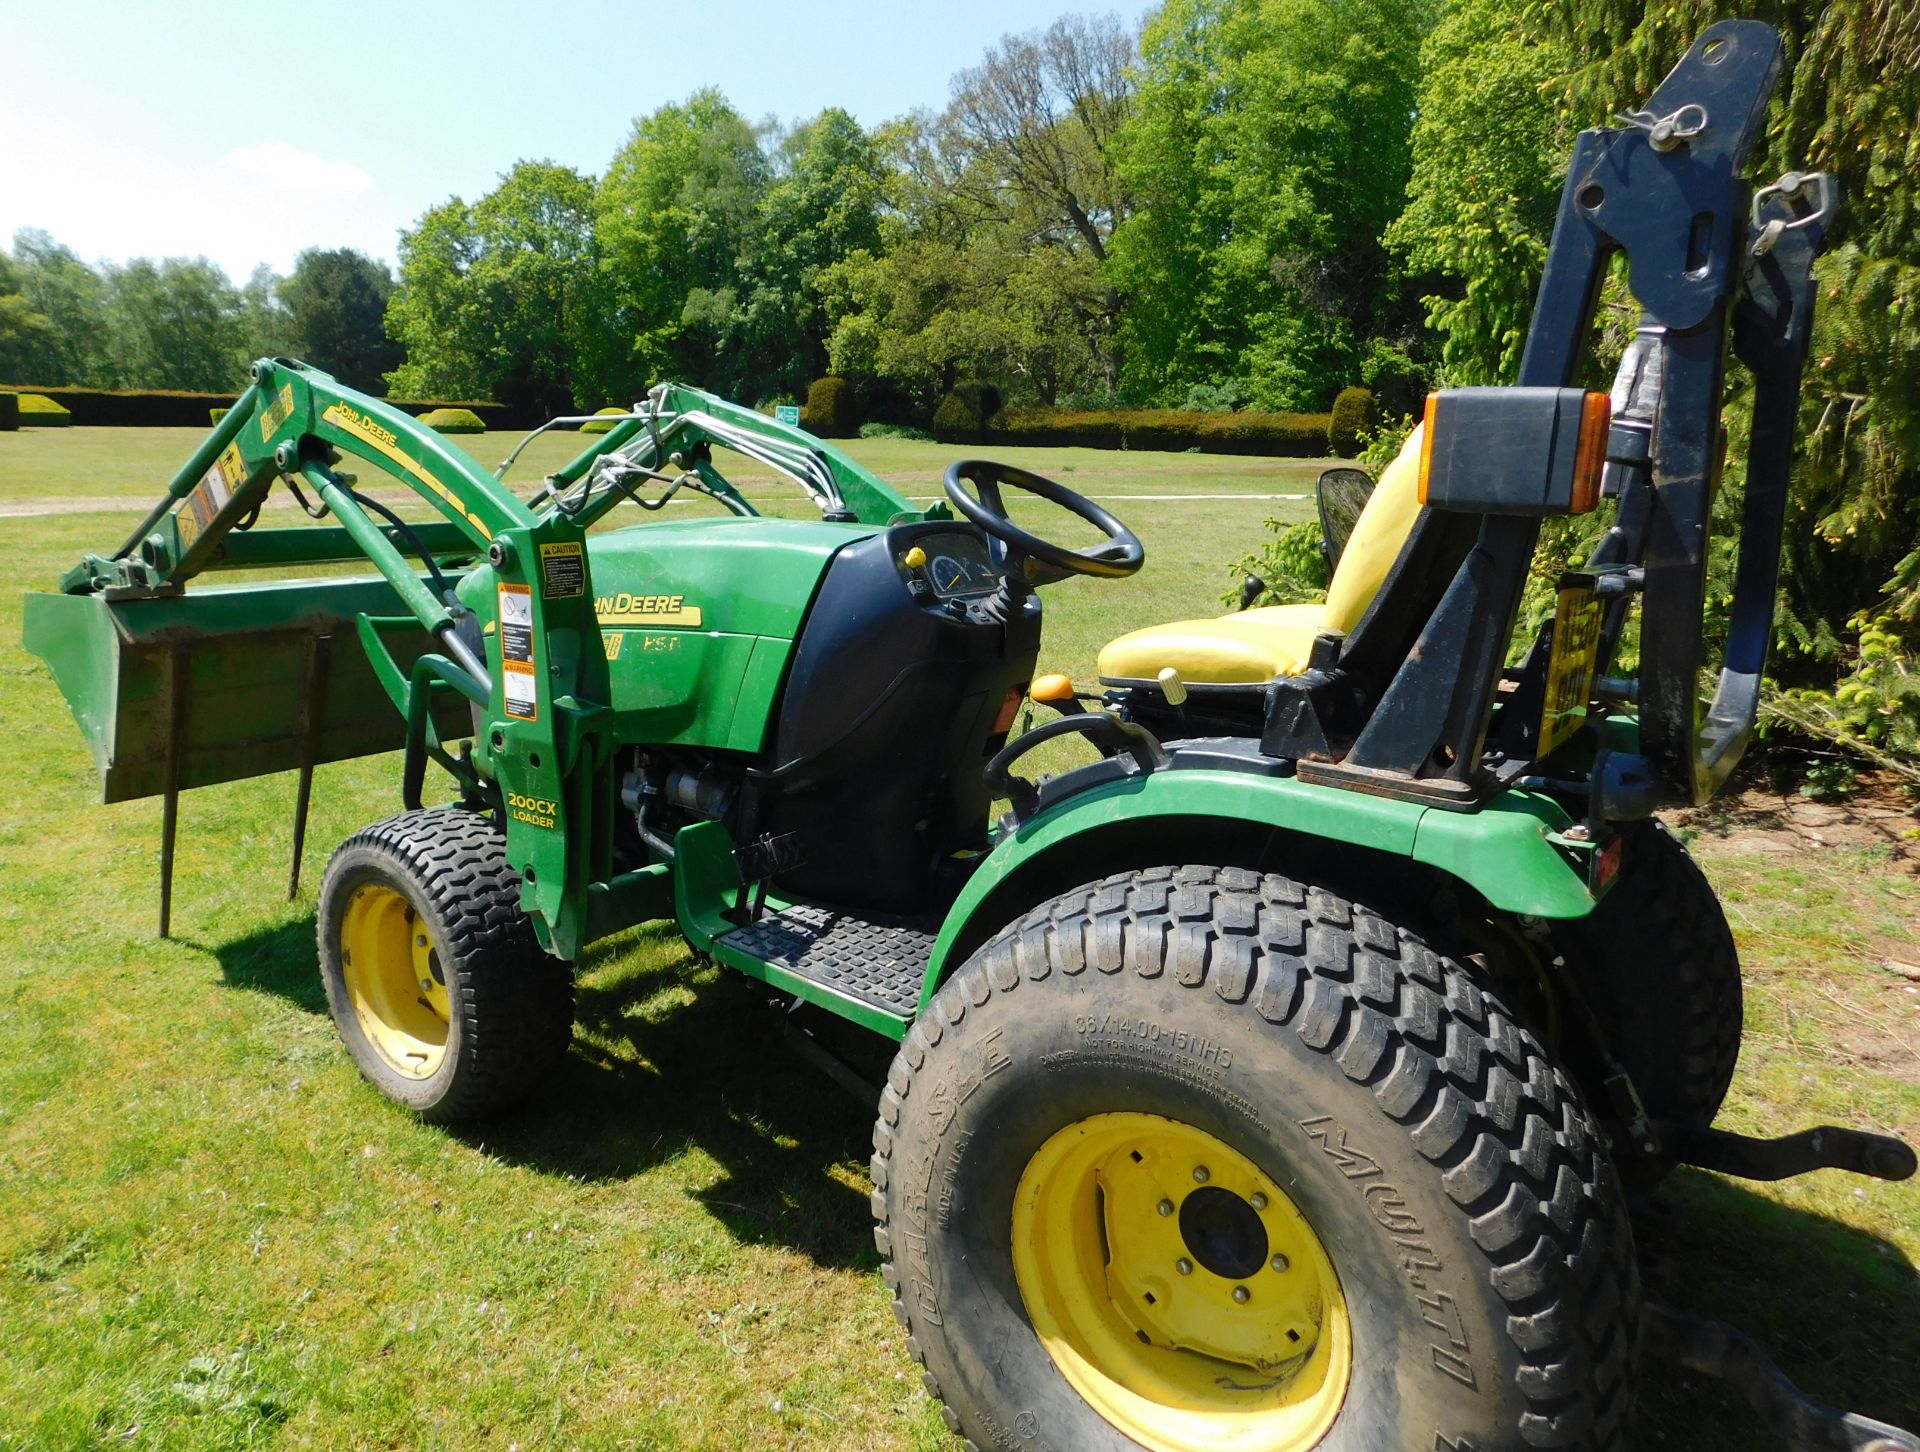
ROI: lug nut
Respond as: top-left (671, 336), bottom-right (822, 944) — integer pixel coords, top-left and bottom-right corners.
top-left (1249, 1192), bottom-right (1268, 1211)
top-left (1233, 1286), bottom-right (1250, 1304)
top-left (1157, 1199), bottom-right (1173, 1217)
top-left (1176, 1258), bottom-right (1193, 1276)
top-left (416, 935), bottom-right (428, 948)
top-left (1271, 1254), bottom-right (1290, 1274)
top-left (1192, 1166), bottom-right (1210, 1184)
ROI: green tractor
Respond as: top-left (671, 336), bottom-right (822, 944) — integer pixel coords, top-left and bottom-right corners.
top-left (23, 22), bottom-right (1917, 1452)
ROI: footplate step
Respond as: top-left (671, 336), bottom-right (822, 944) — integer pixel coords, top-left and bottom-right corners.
top-left (721, 903), bottom-right (932, 1017)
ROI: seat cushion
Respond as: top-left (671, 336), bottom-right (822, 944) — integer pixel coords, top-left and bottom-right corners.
top-left (1096, 602), bottom-right (1331, 683)
top-left (1094, 426), bottom-right (1429, 686)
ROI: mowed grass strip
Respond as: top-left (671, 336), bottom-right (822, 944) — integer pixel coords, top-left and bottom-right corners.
top-left (0, 426), bottom-right (1331, 507)
top-left (0, 430), bottom-right (1913, 1449)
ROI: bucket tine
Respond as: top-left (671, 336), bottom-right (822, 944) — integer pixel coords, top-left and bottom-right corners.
top-left (158, 645), bottom-right (189, 938)
top-left (287, 635), bottom-right (332, 900)
top-left (287, 763), bottom-right (314, 901)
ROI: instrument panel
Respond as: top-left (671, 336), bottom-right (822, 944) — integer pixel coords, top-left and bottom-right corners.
top-left (914, 531), bottom-right (1000, 599)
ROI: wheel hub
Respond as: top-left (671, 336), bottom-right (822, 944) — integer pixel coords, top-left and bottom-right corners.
top-left (1012, 1111), bottom-right (1350, 1452)
top-left (339, 884), bottom-right (449, 1078)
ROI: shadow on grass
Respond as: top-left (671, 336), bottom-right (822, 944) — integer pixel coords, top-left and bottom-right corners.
top-left (202, 914), bottom-right (883, 1270)
top-left (461, 925), bottom-right (886, 1273)
top-left (201, 916), bottom-right (1920, 1433)
top-left (198, 916), bottom-right (328, 1014)
top-left (1634, 1167), bottom-right (1920, 1446)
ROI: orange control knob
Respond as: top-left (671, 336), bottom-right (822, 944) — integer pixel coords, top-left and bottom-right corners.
top-left (1031, 673), bottom-right (1076, 703)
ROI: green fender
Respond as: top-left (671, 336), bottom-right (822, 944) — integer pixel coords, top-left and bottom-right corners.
top-left (919, 769), bottom-right (1598, 1015)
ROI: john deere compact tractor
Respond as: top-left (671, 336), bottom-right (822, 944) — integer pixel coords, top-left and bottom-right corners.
top-left (25, 22), bottom-right (1919, 1452)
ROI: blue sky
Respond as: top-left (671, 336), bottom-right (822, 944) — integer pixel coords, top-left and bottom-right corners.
top-left (0, 0), bottom-right (1125, 281)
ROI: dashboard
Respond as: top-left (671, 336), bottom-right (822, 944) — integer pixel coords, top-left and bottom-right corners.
top-left (914, 531), bottom-right (1001, 600)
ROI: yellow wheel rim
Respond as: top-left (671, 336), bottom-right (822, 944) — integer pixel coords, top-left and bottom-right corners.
top-left (1012, 1112), bottom-right (1351, 1452)
top-left (339, 883), bottom-right (450, 1078)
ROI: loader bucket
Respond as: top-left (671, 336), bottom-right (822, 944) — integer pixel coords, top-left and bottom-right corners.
top-left (23, 574), bottom-right (474, 804)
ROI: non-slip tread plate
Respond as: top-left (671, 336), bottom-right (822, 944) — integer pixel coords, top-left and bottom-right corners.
top-left (723, 904), bottom-right (932, 1015)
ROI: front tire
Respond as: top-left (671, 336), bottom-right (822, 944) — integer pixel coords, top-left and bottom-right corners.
top-left (316, 806), bottom-right (573, 1122)
top-left (874, 866), bottom-right (1637, 1452)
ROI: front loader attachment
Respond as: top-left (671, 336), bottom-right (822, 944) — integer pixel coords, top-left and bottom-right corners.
top-left (24, 356), bottom-right (922, 950)
top-left (24, 577), bottom-right (477, 932)
top-left (25, 578), bottom-right (471, 804)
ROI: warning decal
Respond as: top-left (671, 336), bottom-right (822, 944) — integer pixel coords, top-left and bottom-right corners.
top-left (539, 541), bottom-right (586, 598)
top-left (175, 441), bottom-right (247, 552)
top-left (258, 382), bottom-right (296, 440)
top-left (502, 662), bottom-right (538, 720)
top-left (1539, 586), bottom-right (1603, 758)
top-left (497, 582), bottom-right (538, 720)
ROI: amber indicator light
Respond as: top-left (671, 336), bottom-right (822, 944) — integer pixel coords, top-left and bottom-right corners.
top-left (1416, 392), bottom-right (1441, 504)
top-left (1570, 391), bottom-right (1612, 514)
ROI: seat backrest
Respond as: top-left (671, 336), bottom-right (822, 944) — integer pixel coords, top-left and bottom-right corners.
top-left (1321, 423), bottom-right (1425, 635)
top-left (1316, 467), bottom-right (1375, 571)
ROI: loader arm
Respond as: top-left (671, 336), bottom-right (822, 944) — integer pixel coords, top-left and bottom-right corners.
top-left (541, 381), bottom-right (916, 529)
top-left (37, 359), bottom-right (618, 954)
top-left (32, 360), bottom-right (927, 956)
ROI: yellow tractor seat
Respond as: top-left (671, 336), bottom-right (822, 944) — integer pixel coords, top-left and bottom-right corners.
top-left (1097, 424), bottom-right (1427, 685)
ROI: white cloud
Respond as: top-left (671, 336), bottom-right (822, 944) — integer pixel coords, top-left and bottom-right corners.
top-left (222, 140), bottom-right (373, 196)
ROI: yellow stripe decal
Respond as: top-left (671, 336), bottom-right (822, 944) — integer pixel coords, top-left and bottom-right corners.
top-left (322, 402), bottom-right (488, 534)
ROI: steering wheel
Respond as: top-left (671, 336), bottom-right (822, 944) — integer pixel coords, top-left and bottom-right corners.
top-left (943, 460), bottom-right (1144, 587)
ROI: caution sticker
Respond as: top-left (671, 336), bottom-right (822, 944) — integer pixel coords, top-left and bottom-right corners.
top-left (497, 582), bottom-right (538, 720)
top-left (258, 382), bottom-right (296, 440)
top-left (175, 441), bottom-right (246, 552)
top-left (1539, 586), bottom-right (1603, 758)
top-left (539, 541), bottom-right (586, 598)
top-left (502, 661), bottom-right (539, 721)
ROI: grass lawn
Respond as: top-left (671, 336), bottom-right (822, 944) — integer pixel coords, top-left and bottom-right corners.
top-left (0, 427), bottom-right (1914, 1449)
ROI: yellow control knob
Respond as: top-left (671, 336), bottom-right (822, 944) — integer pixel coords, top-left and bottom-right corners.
top-left (903, 546), bottom-right (928, 569)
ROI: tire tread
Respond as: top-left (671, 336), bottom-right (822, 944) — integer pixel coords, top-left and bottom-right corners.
top-left (321, 806), bottom-right (572, 1122)
top-left (872, 866), bottom-right (1637, 1451)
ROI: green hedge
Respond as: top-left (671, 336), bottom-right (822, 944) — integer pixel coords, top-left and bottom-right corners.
top-left (579, 406), bottom-right (630, 435)
top-left (0, 392), bottom-right (16, 431)
top-left (932, 391), bottom-right (982, 443)
top-left (989, 406), bottom-right (1332, 457)
top-left (858, 420), bottom-right (932, 441)
top-left (419, 406), bottom-right (486, 434)
top-left (800, 376), bottom-right (858, 437)
top-left (1328, 386), bottom-right (1373, 455)
top-left (0, 383), bottom-right (511, 428)
top-left (19, 393), bottom-right (71, 427)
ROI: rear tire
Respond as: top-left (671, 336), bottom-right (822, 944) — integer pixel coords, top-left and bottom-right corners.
top-left (316, 806), bottom-right (573, 1122)
top-left (874, 866), bottom-right (1637, 1452)
top-left (1557, 820), bottom-right (1742, 1130)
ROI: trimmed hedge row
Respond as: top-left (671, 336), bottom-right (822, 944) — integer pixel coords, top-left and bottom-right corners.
top-left (0, 392), bottom-right (16, 431)
top-left (578, 406), bottom-right (630, 435)
top-left (0, 383), bottom-right (509, 429)
top-left (19, 393), bottom-right (71, 427)
top-left (1328, 386), bottom-right (1373, 454)
top-left (801, 376), bottom-right (858, 437)
top-left (420, 407), bottom-right (487, 434)
top-left (987, 405), bottom-right (1334, 456)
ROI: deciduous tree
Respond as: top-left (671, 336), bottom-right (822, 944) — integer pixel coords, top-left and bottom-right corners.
top-left (387, 161), bottom-right (602, 416)
top-left (1113, 0), bottom-right (1430, 409)
top-left (281, 247), bottom-right (402, 393)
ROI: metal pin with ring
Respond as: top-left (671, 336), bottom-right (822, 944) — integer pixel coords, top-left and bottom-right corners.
top-left (1617, 102), bottom-right (1708, 151)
